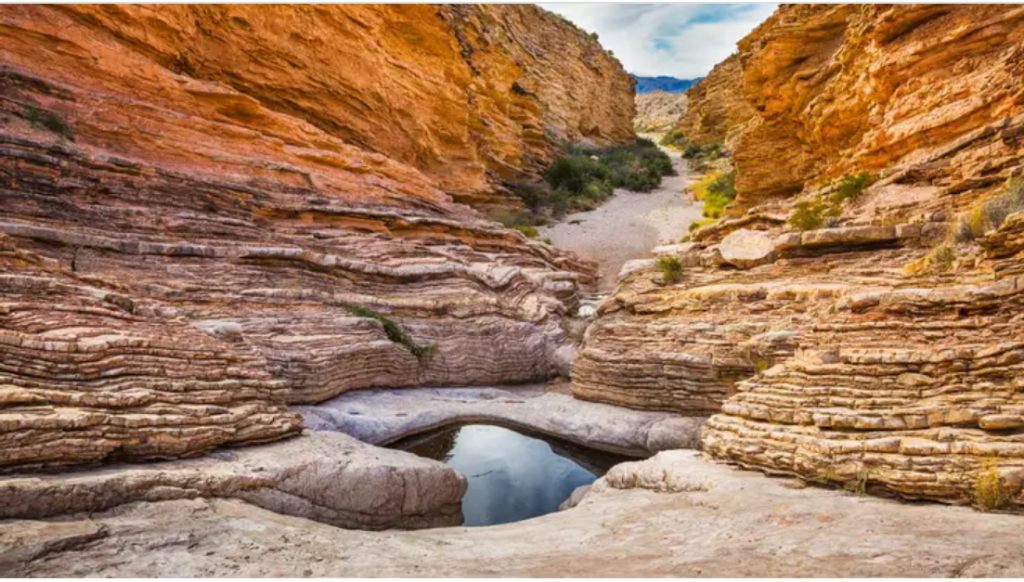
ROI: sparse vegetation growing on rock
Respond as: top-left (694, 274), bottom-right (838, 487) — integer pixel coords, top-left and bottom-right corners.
top-left (974, 457), bottom-right (1010, 511)
top-left (657, 256), bottom-right (684, 284)
top-left (514, 225), bottom-right (540, 238)
top-left (333, 302), bottom-right (434, 360)
top-left (830, 171), bottom-right (872, 204)
top-left (789, 197), bottom-right (841, 231)
top-left (694, 170), bottom-right (736, 219)
top-left (24, 105), bottom-right (74, 141)
top-left (954, 178), bottom-right (1024, 241)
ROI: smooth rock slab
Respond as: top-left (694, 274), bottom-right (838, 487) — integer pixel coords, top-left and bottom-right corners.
top-left (0, 431), bottom-right (465, 531)
top-left (719, 228), bottom-right (777, 269)
top-left (6, 451), bottom-right (1024, 577)
top-left (296, 383), bottom-right (705, 456)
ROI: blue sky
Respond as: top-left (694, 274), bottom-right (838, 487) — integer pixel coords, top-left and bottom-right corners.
top-left (540, 3), bottom-right (778, 78)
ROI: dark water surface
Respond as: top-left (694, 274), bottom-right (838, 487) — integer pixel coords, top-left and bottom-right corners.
top-left (392, 424), bottom-right (628, 527)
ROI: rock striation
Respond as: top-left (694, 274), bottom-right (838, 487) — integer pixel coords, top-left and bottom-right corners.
top-left (674, 54), bottom-right (754, 150)
top-left (575, 4), bottom-right (1024, 508)
top-left (0, 4), bottom-right (632, 469)
top-left (734, 4), bottom-right (1024, 204)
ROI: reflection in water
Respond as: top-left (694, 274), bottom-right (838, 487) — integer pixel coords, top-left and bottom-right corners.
top-left (392, 424), bottom-right (628, 527)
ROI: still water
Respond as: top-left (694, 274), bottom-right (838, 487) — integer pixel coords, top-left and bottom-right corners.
top-left (392, 424), bottom-right (628, 527)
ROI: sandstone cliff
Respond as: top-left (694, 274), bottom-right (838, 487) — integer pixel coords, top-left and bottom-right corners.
top-left (575, 4), bottom-right (1024, 508)
top-left (674, 54), bottom-right (754, 149)
top-left (0, 4), bottom-right (628, 469)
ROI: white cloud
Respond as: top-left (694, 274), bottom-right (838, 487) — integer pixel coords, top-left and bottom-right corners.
top-left (539, 3), bottom-right (778, 78)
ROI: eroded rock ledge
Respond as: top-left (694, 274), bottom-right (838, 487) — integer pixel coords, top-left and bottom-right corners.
top-left (297, 383), bottom-right (705, 456)
top-left (0, 431), bottom-right (465, 531)
top-left (6, 452), bottom-right (1024, 577)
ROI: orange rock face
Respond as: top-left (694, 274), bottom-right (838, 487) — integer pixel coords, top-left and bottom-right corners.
top-left (0, 4), bottom-right (628, 469)
top-left (675, 54), bottom-right (754, 149)
top-left (575, 4), bottom-right (1024, 508)
top-left (14, 5), bottom-right (633, 209)
top-left (734, 4), bottom-right (1024, 203)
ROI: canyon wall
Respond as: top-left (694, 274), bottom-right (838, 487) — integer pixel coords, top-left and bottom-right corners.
top-left (576, 4), bottom-right (1024, 508)
top-left (734, 4), bottom-right (1024, 203)
top-left (0, 4), bottom-right (630, 469)
top-left (674, 54), bottom-right (753, 149)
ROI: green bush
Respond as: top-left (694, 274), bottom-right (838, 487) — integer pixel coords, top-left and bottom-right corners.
top-left (789, 197), bottom-right (840, 231)
top-left (514, 225), bottom-right (539, 238)
top-left (540, 138), bottom-right (674, 215)
top-left (830, 171), bottom-right (872, 204)
top-left (694, 170), bottom-right (736, 219)
top-left (657, 256), bottom-right (684, 284)
top-left (659, 131), bottom-right (686, 148)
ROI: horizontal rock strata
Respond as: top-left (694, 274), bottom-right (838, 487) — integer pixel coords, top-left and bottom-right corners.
top-left (0, 431), bottom-right (466, 530)
top-left (7, 452), bottom-right (1024, 577)
top-left (734, 4), bottom-right (1024, 204)
top-left (578, 4), bottom-right (1024, 508)
top-left (0, 5), bottom-right (620, 468)
top-left (298, 383), bottom-right (705, 456)
top-left (674, 54), bottom-right (754, 150)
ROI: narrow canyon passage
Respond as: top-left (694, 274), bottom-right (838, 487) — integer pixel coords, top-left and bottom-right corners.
top-left (539, 142), bottom-right (702, 291)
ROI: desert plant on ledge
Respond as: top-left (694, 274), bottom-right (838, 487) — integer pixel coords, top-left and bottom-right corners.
top-left (657, 256), bottom-right (684, 284)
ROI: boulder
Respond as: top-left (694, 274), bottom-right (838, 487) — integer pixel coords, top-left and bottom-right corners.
top-left (719, 229), bottom-right (777, 269)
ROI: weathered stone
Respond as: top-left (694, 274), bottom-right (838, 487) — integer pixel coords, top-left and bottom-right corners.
top-left (0, 431), bottom-right (466, 530)
top-left (799, 225), bottom-right (897, 248)
top-left (719, 229), bottom-right (777, 269)
top-left (297, 384), bottom-right (704, 457)
top-left (7, 452), bottom-right (1024, 577)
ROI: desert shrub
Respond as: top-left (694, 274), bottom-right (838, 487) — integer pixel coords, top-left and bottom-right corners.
top-left (543, 139), bottom-right (673, 213)
top-left (974, 457), bottom-right (1010, 511)
top-left (689, 217), bottom-right (718, 232)
top-left (25, 105), bottom-right (74, 141)
top-left (514, 225), bottom-right (539, 238)
top-left (789, 197), bottom-right (840, 231)
top-left (830, 171), bottom-right (873, 204)
top-left (333, 302), bottom-right (433, 360)
top-left (926, 243), bottom-right (956, 273)
top-left (954, 178), bottom-right (1024, 241)
top-left (659, 131), bottom-right (686, 148)
top-left (694, 170), bottom-right (737, 219)
top-left (657, 256), bottom-right (684, 284)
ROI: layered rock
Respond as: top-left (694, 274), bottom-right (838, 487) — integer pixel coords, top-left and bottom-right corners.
top-left (0, 431), bottom-right (466, 530)
top-left (20, 5), bottom-right (634, 209)
top-left (0, 4), bottom-right (627, 469)
top-left (674, 54), bottom-right (754, 149)
top-left (575, 3), bottom-right (1024, 508)
top-left (634, 91), bottom-right (688, 133)
top-left (8, 451), bottom-right (1024, 577)
top-left (734, 4), bottom-right (1024, 204)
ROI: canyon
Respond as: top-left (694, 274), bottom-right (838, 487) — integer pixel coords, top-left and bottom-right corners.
top-left (4, 3), bottom-right (1024, 577)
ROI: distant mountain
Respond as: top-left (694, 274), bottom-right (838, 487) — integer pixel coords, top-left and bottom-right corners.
top-left (632, 75), bottom-right (704, 94)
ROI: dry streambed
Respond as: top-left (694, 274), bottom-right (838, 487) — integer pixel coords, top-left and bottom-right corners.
top-left (539, 146), bottom-right (702, 290)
